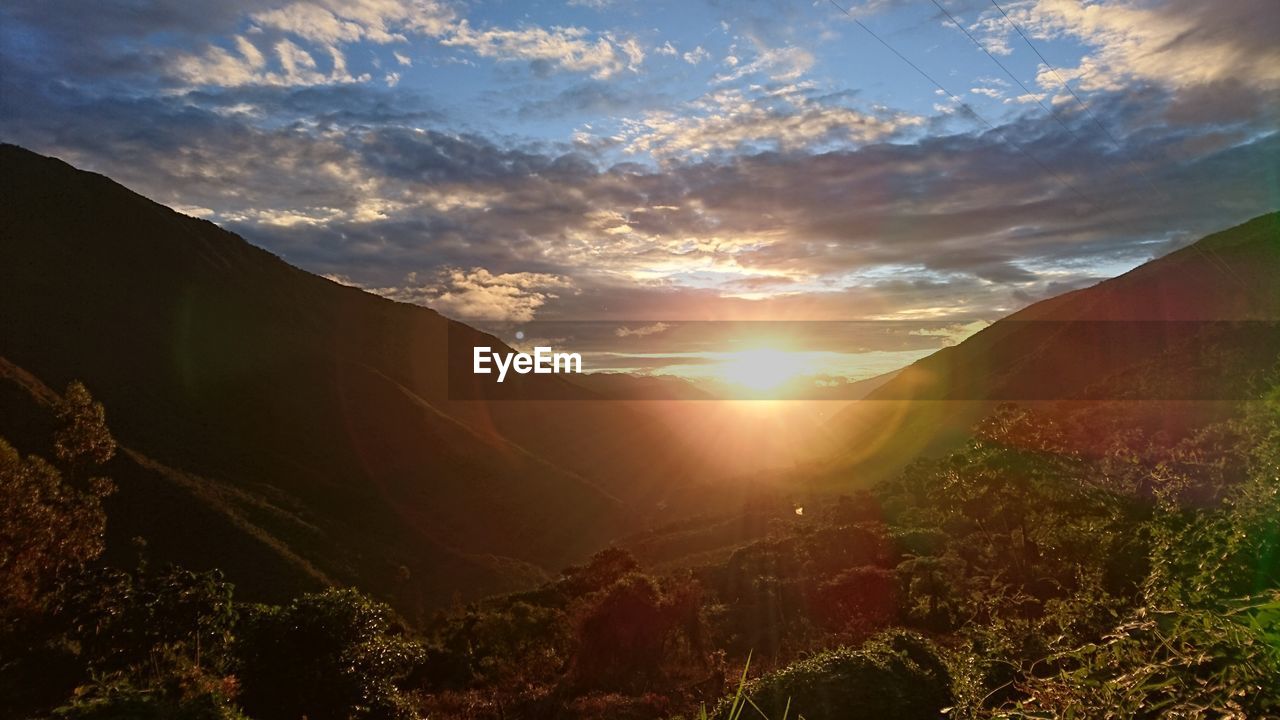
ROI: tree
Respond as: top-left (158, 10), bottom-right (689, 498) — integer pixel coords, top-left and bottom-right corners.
top-left (0, 438), bottom-right (112, 618)
top-left (560, 547), bottom-right (642, 597)
top-left (573, 573), bottom-right (673, 689)
top-left (54, 381), bottom-right (117, 480)
top-left (0, 382), bottom-right (117, 620)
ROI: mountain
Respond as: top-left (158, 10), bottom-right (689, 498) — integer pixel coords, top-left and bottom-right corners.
top-left (823, 211), bottom-right (1280, 487)
top-left (0, 145), bottom-right (711, 619)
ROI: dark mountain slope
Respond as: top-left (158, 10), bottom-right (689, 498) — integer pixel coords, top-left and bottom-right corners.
top-left (0, 144), bottom-right (702, 616)
top-left (0, 356), bottom-right (330, 602)
top-left (824, 212), bottom-right (1280, 487)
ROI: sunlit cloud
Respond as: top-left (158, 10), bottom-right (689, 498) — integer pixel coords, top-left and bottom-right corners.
top-left (1, 0), bottom-right (1275, 334)
top-left (415, 267), bottom-right (577, 322)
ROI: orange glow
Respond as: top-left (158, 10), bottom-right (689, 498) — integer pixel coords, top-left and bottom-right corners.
top-left (714, 347), bottom-right (812, 391)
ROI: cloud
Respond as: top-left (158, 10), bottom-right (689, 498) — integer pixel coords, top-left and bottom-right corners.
top-left (910, 320), bottom-right (990, 346)
top-left (251, 0), bottom-right (455, 44)
top-left (518, 81), bottom-right (665, 119)
top-left (713, 45), bottom-right (814, 84)
top-left (615, 322), bottom-right (671, 338)
top-left (2, 0), bottom-right (640, 88)
top-left (14, 66), bottom-right (1275, 323)
top-left (623, 84), bottom-right (924, 157)
top-left (1016, 0), bottom-right (1280, 94)
top-left (2, 3), bottom-right (1277, 327)
top-left (441, 21), bottom-right (640, 79)
top-left (410, 267), bottom-right (576, 322)
top-left (682, 46), bottom-right (710, 65)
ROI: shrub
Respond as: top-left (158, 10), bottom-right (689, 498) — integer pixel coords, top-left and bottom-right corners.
top-left (572, 573), bottom-right (684, 689)
top-left (236, 588), bottom-right (424, 720)
top-left (808, 565), bottom-right (899, 633)
top-left (56, 565), bottom-right (238, 677)
top-left (52, 671), bottom-right (246, 720)
top-left (711, 630), bottom-right (952, 720)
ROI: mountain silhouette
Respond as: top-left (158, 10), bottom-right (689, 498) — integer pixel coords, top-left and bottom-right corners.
top-left (823, 211), bottom-right (1280, 487)
top-left (0, 145), bottom-right (708, 618)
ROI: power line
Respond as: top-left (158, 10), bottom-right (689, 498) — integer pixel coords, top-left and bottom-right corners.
top-left (983, 0), bottom-right (1162, 199)
top-left (825, 0), bottom-right (1089, 205)
top-left (929, 0), bottom-right (1079, 142)
top-left (985, 0), bottom-right (1251, 290)
top-left (987, 0), bottom-right (1125, 151)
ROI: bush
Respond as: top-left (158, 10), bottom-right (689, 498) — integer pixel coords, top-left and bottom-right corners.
top-left (807, 565), bottom-right (899, 633)
top-left (573, 571), bottom-right (675, 681)
top-left (55, 566), bottom-right (238, 677)
top-left (52, 673), bottom-right (246, 720)
top-left (236, 588), bottom-right (424, 720)
top-left (711, 630), bottom-right (952, 720)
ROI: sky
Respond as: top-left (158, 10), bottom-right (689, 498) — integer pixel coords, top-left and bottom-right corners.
top-left (1, 0), bottom-right (1277, 386)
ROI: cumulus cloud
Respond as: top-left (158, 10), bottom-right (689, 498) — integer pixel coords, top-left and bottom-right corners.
top-left (409, 267), bottom-right (575, 322)
top-left (1007, 0), bottom-right (1280, 95)
top-left (252, 0), bottom-right (455, 44)
top-left (682, 46), bottom-right (710, 65)
top-left (5, 0), bottom-right (640, 88)
top-left (623, 84), bottom-right (923, 157)
top-left (442, 21), bottom-right (640, 79)
top-left (165, 0), bottom-right (454, 87)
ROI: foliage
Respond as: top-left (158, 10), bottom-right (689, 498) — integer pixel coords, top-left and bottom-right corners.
top-left (0, 438), bottom-right (112, 618)
top-left (53, 381), bottom-right (117, 479)
top-left (52, 669), bottom-right (246, 720)
top-left (710, 630), bottom-right (953, 720)
top-left (54, 565), bottom-right (239, 678)
top-left (992, 379), bottom-right (1280, 718)
top-left (2, 385), bottom-right (426, 720)
top-left (0, 382), bottom-right (116, 619)
top-left (572, 571), bottom-right (704, 690)
top-left (236, 588), bottom-right (425, 720)
top-left (8, 374), bottom-right (1280, 720)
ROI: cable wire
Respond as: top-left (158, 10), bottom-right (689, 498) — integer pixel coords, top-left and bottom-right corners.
top-left (929, 0), bottom-right (1078, 142)
top-left (985, 0), bottom-right (1251, 289)
top-left (825, 0), bottom-right (1089, 205)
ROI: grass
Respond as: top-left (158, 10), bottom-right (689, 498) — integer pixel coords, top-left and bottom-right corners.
top-left (697, 652), bottom-right (800, 720)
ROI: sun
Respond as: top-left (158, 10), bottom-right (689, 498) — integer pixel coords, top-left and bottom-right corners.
top-left (716, 348), bottom-right (810, 392)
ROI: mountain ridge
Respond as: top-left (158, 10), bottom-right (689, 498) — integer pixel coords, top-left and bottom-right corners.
top-left (821, 210), bottom-right (1279, 487)
top-left (0, 144), bottom-right (705, 617)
